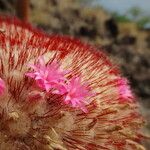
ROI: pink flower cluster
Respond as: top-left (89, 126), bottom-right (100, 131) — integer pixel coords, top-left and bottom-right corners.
top-left (26, 57), bottom-right (93, 112)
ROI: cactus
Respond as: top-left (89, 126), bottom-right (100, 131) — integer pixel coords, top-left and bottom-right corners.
top-left (0, 16), bottom-right (146, 150)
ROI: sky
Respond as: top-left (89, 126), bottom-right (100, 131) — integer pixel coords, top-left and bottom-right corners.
top-left (94, 0), bottom-right (150, 15)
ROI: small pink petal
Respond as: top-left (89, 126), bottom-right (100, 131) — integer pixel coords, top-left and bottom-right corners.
top-left (25, 72), bottom-right (35, 78)
top-left (38, 56), bottom-right (45, 66)
top-left (0, 78), bottom-right (5, 95)
top-left (117, 77), bottom-right (133, 102)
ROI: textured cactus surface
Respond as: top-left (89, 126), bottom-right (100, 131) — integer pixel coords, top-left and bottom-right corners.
top-left (0, 16), bottom-right (146, 150)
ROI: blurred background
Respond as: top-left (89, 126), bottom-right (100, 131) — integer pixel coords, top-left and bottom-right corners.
top-left (0, 0), bottom-right (149, 148)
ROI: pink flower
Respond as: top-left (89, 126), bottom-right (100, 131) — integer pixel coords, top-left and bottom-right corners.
top-left (0, 78), bottom-right (5, 95)
top-left (63, 77), bottom-right (93, 112)
top-left (26, 57), bottom-right (67, 92)
top-left (117, 77), bottom-right (133, 101)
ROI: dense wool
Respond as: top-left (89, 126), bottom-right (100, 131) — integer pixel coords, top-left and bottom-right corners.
top-left (0, 16), bottom-right (146, 150)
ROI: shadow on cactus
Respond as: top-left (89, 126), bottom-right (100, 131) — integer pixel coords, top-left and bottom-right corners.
top-left (0, 16), bottom-right (148, 150)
